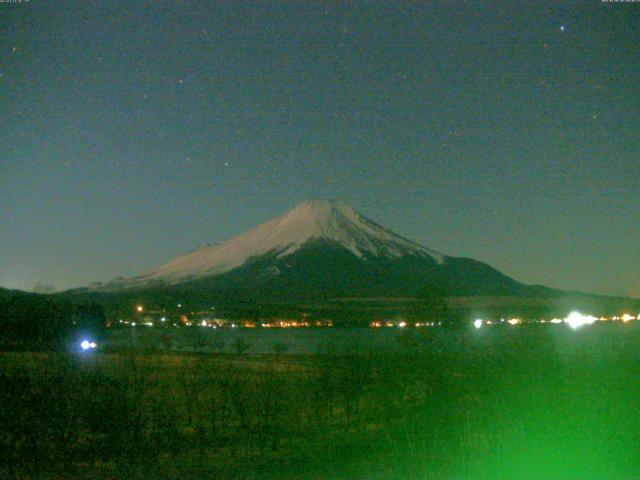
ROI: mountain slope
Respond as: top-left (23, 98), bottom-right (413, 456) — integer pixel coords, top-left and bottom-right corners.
top-left (94, 200), bottom-right (449, 291)
top-left (169, 241), bottom-right (527, 301)
top-left (84, 199), bottom-right (530, 301)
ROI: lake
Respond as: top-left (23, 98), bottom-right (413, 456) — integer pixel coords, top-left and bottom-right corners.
top-left (104, 320), bottom-right (640, 355)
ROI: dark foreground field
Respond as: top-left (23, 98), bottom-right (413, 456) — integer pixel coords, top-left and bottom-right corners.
top-left (3, 324), bottom-right (640, 479)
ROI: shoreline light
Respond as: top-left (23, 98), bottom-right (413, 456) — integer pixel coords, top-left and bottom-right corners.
top-left (565, 311), bottom-right (597, 330)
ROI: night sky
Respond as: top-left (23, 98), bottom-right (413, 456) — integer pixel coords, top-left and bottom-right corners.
top-left (1, 1), bottom-right (638, 297)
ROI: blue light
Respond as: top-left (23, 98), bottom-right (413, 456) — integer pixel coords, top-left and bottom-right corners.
top-left (80, 340), bottom-right (97, 351)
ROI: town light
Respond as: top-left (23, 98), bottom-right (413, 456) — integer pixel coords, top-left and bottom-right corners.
top-left (565, 311), bottom-right (596, 330)
top-left (474, 319), bottom-right (483, 329)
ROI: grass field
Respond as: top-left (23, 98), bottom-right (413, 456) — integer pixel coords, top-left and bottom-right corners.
top-left (3, 323), bottom-right (640, 479)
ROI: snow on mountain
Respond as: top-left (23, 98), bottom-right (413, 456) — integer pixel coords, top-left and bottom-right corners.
top-left (97, 200), bottom-right (445, 290)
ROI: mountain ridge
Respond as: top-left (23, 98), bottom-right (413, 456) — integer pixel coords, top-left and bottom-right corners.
top-left (90, 199), bottom-right (448, 291)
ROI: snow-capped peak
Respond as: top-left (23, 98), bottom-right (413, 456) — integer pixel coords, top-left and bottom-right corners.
top-left (97, 199), bottom-right (445, 289)
top-left (260, 199), bottom-right (443, 260)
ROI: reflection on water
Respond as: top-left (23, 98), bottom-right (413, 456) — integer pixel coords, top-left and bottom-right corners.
top-left (106, 321), bottom-right (640, 355)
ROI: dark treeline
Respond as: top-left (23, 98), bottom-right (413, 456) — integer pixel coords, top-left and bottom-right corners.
top-left (0, 290), bottom-right (106, 350)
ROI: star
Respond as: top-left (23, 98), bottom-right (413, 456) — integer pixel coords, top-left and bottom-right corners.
top-left (560, 25), bottom-right (566, 32)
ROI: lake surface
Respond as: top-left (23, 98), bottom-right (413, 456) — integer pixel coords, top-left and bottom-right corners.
top-left (104, 321), bottom-right (640, 355)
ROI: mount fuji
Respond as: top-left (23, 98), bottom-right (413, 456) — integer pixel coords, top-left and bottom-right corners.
top-left (85, 199), bottom-right (531, 302)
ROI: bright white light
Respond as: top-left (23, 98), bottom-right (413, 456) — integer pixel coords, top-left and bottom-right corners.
top-left (550, 318), bottom-right (562, 324)
top-left (89, 342), bottom-right (96, 349)
top-left (474, 319), bottom-right (483, 329)
top-left (398, 321), bottom-right (406, 328)
top-left (565, 311), bottom-right (596, 330)
top-left (508, 318), bottom-right (521, 325)
top-left (81, 340), bottom-right (91, 350)
top-left (201, 320), bottom-right (207, 327)
top-left (161, 317), bottom-right (166, 322)
top-left (621, 313), bottom-right (634, 323)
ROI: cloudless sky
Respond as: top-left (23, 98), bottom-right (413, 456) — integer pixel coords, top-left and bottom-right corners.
top-left (1, 1), bottom-right (638, 297)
